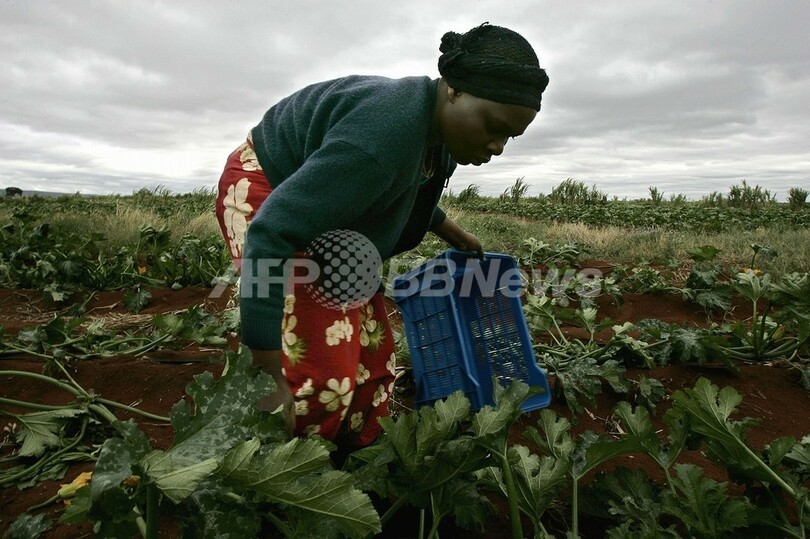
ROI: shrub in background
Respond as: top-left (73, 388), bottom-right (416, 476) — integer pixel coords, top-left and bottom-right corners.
top-left (788, 187), bottom-right (808, 210)
top-left (548, 178), bottom-right (607, 205)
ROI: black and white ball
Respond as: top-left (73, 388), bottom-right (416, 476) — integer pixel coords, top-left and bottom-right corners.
top-left (305, 230), bottom-right (382, 309)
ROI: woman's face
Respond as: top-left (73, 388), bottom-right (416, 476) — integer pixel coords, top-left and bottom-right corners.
top-left (437, 86), bottom-right (537, 166)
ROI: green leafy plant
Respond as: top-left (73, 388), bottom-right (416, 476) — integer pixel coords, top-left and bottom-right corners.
top-left (0, 306), bottom-right (229, 364)
top-left (669, 378), bottom-right (810, 537)
top-left (680, 245), bottom-right (733, 313)
top-left (523, 294), bottom-right (667, 414)
top-left (727, 179), bottom-right (776, 208)
top-left (527, 380), bottom-right (810, 537)
top-left (21, 347), bottom-right (381, 539)
top-left (348, 381), bottom-right (541, 539)
top-left (614, 262), bottom-right (674, 294)
top-left (517, 237), bottom-right (588, 296)
top-left (721, 271), bottom-right (810, 362)
top-left (0, 361), bottom-right (169, 492)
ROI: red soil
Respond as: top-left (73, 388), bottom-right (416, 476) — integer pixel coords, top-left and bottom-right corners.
top-left (1, 286), bottom-right (808, 538)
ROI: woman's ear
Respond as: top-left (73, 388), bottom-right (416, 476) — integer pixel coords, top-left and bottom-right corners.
top-left (446, 84), bottom-right (462, 104)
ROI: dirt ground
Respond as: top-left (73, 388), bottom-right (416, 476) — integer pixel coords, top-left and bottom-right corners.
top-left (1, 285), bottom-right (808, 538)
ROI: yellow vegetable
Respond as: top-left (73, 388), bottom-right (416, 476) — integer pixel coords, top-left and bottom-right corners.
top-left (57, 471), bottom-right (93, 499)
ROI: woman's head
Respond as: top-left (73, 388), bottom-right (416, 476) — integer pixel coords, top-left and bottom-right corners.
top-left (438, 23), bottom-right (549, 111)
top-left (434, 23), bottom-right (548, 166)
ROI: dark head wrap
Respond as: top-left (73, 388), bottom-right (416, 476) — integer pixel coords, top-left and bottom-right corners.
top-left (438, 23), bottom-right (549, 111)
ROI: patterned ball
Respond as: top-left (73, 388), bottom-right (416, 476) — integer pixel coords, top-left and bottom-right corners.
top-left (305, 230), bottom-right (382, 309)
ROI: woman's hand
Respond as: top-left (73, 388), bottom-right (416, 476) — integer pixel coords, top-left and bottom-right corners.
top-left (433, 215), bottom-right (484, 259)
top-left (452, 229), bottom-right (484, 259)
top-left (251, 348), bottom-right (296, 437)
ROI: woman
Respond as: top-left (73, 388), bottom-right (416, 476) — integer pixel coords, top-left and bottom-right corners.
top-left (215, 22), bottom-right (549, 447)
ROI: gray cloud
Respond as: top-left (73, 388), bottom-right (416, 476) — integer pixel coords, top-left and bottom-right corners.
top-left (1, 0), bottom-right (808, 200)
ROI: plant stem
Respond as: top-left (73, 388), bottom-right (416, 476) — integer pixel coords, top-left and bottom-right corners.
top-left (571, 477), bottom-right (579, 538)
top-left (750, 296), bottom-right (761, 357)
top-left (86, 402), bottom-right (118, 424)
top-left (0, 397), bottom-right (68, 411)
top-left (418, 508), bottom-right (425, 539)
top-left (96, 397), bottom-right (170, 423)
top-left (737, 439), bottom-right (810, 517)
top-left (128, 333), bottom-right (173, 357)
top-left (265, 510), bottom-right (294, 538)
top-left (0, 369), bottom-right (81, 397)
top-left (662, 466), bottom-right (678, 497)
top-left (739, 443), bottom-right (797, 499)
top-left (427, 493), bottom-right (441, 539)
top-left (763, 339), bottom-right (805, 359)
top-left (756, 302), bottom-right (771, 357)
top-left (0, 343), bottom-right (55, 360)
top-left (0, 368), bottom-right (167, 423)
top-left (26, 492), bottom-right (61, 512)
top-left (145, 484), bottom-right (159, 539)
top-left (50, 359), bottom-right (90, 398)
top-left (495, 448), bottom-right (524, 539)
top-left (132, 505), bottom-right (148, 538)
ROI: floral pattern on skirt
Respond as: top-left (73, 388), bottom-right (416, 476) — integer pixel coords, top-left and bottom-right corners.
top-left (215, 133), bottom-right (395, 447)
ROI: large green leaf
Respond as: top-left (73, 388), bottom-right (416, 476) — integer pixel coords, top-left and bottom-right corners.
top-left (380, 390), bottom-right (471, 470)
top-left (14, 408), bottom-right (84, 457)
top-left (613, 402), bottom-right (669, 466)
top-left (572, 430), bottom-right (644, 479)
top-left (507, 445), bottom-right (568, 527)
top-left (524, 409), bottom-right (575, 461)
top-left (766, 436), bottom-right (798, 467)
top-left (3, 513), bottom-right (52, 539)
top-left (694, 288), bottom-right (733, 312)
top-left (587, 467), bottom-right (681, 538)
top-left (472, 380), bottom-right (531, 439)
top-left (365, 391), bottom-right (494, 519)
top-left (88, 437), bottom-right (141, 538)
top-left (378, 412), bottom-right (419, 470)
top-left (179, 479), bottom-right (262, 539)
top-left (226, 437), bottom-right (380, 537)
top-left (413, 392), bottom-right (470, 465)
top-left (662, 463), bottom-right (753, 537)
top-left (784, 435), bottom-right (810, 474)
top-left (670, 378), bottom-right (763, 477)
top-left (169, 346), bottom-right (283, 466)
top-left (430, 476), bottom-right (490, 531)
top-left (142, 450), bottom-right (221, 504)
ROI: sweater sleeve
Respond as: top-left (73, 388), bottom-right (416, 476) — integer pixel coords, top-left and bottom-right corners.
top-left (429, 206), bottom-right (446, 230)
top-left (240, 139), bottom-right (395, 350)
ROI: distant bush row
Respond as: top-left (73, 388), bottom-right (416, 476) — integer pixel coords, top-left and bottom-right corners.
top-left (446, 178), bottom-right (809, 210)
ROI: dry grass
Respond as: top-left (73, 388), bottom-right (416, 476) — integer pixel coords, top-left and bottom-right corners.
top-left (449, 209), bottom-right (810, 275)
top-left (49, 206), bottom-right (220, 248)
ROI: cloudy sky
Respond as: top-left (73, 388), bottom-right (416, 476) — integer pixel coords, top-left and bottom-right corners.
top-left (2, 1), bottom-right (808, 199)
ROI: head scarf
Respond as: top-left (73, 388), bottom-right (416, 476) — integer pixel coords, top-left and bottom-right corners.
top-left (438, 23), bottom-right (549, 111)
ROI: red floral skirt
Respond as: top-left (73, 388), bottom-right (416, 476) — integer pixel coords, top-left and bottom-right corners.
top-left (215, 133), bottom-right (395, 446)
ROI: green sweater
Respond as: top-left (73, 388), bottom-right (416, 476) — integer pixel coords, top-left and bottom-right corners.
top-left (241, 75), bottom-right (455, 350)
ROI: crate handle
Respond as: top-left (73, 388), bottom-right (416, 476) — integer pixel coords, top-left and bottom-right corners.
top-left (448, 248), bottom-right (486, 261)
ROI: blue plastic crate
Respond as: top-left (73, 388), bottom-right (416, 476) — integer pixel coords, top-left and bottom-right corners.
top-left (393, 250), bottom-right (551, 412)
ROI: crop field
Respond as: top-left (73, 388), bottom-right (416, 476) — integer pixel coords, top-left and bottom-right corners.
top-left (1, 183), bottom-right (809, 538)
